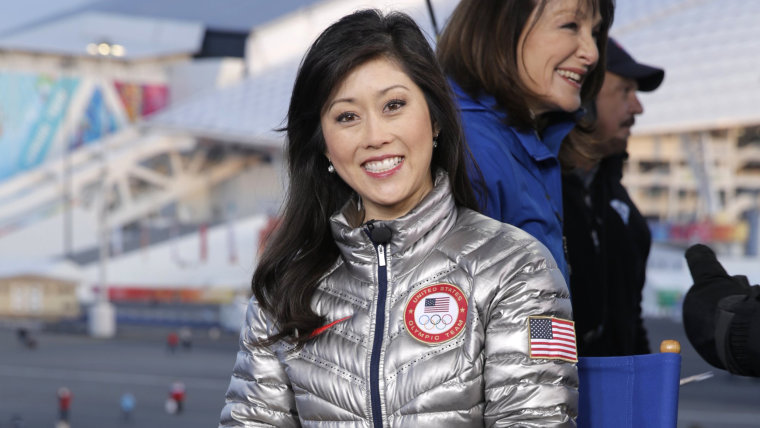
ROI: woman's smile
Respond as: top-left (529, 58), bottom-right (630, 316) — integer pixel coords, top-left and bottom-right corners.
top-left (362, 155), bottom-right (404, 175)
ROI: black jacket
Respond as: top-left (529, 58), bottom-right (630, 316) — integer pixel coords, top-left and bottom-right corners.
top-left (562, 154), bottom-right (651, 356)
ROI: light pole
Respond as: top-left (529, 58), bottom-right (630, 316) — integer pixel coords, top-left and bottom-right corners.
top-left (60, 56), bottom-right (74, 257)
top-left (85, 40), bottom-right (125, 338)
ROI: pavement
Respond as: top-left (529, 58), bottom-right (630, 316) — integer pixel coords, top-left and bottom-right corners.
top-left (645, 317), bottom-right (760, 428)
top-left (0, 318), bottom-right (758, 427)
top-left (0, 325), bottom-right (239, 428)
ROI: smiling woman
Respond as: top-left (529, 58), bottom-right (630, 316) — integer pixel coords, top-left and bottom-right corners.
top-left (220, 9), bottom-right (578, 428)
top-left (517, 0), bottom-right (602, 114)
top-left (437, 0), bottom-right (614, 284)
top-left (321, 57), bottom-right (435, 221)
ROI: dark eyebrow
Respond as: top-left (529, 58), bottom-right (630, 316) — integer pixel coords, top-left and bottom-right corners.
top-left (326, 84), bottom-right (410, 111)
top-left (567, 6), bottom-right (602, 27)
top-left (380, 84), bottom-right (409, 94)
top-left (326, 97), bottom-right (354, 111)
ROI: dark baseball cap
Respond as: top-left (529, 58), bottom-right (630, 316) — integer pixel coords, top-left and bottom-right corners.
top-left (606, 38), bottom-right (664, 92)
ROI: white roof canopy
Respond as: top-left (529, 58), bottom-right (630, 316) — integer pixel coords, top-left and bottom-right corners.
top-left (0, 11), bottom-right (204, 60)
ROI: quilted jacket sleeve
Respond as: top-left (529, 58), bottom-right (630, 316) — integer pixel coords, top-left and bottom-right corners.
top-left (483, 239), bottom-right (578, 427)
top-left (219, 297), bottom-right (299, 427)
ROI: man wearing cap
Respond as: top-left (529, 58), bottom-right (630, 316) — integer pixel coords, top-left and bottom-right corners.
top-left (561, 38), bottom-right (665, 356)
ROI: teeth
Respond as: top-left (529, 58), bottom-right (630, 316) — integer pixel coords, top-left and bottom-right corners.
top-left (364, 156), bottom-right (403, 173)
top-left (558, 69), bottom-right (581, 82)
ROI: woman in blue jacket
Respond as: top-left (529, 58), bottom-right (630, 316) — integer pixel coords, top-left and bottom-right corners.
top-left (437, 0), bottom-right (614, 282)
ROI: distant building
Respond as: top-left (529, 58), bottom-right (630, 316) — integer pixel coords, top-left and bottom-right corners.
top-left (613, 0), bottom-right (760, 254)
top-left (625, 129), bottom-right (759, 231)
top-left (0, 272), bottom-right (80, 319)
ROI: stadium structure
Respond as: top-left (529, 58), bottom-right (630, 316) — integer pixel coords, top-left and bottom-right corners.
top-left (0, 0), bottom-right (450, 335)
top-left (1, 0), bottom-right (759, 332)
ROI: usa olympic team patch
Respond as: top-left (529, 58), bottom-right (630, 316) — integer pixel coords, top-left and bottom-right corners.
top-left (404, 283), bottom-right (468, 345)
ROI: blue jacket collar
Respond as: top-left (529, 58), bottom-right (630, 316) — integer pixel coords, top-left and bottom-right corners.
top-left (450, 78), bottom-right (578, 162)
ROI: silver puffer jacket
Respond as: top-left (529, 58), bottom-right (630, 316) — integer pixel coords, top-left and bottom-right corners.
top-left (220, 173), bottom-right (578, 427)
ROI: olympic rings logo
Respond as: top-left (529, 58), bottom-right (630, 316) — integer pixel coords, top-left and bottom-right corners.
top-left (417, 313), bottom-right (454, 330)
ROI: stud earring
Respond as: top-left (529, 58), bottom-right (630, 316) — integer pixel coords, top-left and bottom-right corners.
top-left (328, 162), bottom-right (335, 173)
top-left (433, 134), bottom-right (439, 149)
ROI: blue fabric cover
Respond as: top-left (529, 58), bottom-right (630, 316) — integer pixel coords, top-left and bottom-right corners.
top-left (577, 353), bottom-right (681, 428)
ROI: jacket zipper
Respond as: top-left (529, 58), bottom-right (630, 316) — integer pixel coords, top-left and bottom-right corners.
top-left (366, 223), bottom-right (388, 428)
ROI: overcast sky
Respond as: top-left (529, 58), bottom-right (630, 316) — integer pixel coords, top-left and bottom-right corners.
top-left (0, 0), bottom-right (320, 36)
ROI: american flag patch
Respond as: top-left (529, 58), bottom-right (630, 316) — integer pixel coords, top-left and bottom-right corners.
top-left (424, 296), bottom-right (450, 313)
top-left (528, 316), bottom-right (578, 362)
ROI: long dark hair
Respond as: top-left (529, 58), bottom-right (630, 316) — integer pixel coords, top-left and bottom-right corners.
top-left (253, 9), bottom-right (479, 347)
top-left (559, 100), bottom-right (603, 172)
top-left (437, 0), bottom-right (615, 131)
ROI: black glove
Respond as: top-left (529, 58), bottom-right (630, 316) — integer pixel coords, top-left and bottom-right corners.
top-left (683, 244), bottom-right (760, 377)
